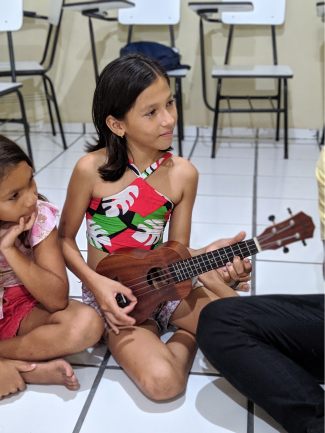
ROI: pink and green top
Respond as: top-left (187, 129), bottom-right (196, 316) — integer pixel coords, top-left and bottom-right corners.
top-left (86, 152), bottom-right (174, 253)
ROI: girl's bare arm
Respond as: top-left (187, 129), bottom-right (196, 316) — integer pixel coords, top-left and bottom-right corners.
top-left (167, 158), bottom-right (198, 247)
top-left (0, 222), bottom-right (69, 313)
top-left (58, 154), bottom-right (137, 333)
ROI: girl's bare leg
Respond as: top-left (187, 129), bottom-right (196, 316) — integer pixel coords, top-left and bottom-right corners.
top-left (106, 286), bottom-right (218, 401)
top-left (106, 320), bottom-right (197, 401)
top-left (0, 300), bottom-right (104, 361)
top-left (20, 359), bottom-right (80, 390)
top-left (169, 285), bottom-right (219, 335)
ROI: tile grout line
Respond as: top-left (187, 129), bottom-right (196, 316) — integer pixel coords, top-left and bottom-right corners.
top-left (72, 349), bottom-right (111, 433)
top-left (251, 130), bottom-right (259, 298)
top-left (34, 132), bottom-right (84, 176)
top-left (246, 129), bottom-right (259, 433)
top-left (247, 400), bottom-right (254, 433)
top-left (257, 259), bottom-right (322, 265)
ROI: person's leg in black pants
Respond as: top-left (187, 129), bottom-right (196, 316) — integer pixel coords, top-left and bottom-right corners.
top-left (197, 295), bottom-right (324, 433)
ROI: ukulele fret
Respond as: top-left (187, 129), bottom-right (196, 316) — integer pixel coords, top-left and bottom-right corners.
top-left (236, 242), bottom-right (245, 259)
top-left (170, 239), bottom-right (259, 284)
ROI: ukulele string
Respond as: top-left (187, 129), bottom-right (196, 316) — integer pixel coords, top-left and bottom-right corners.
top-left (123, 242), bottom-right (256, 295)
top-left (258, 234), bottom-right (300, 250)
top-left (257, 223), bottom-right (295, 243)
top-left (128, 242), bottom-right (256, 294)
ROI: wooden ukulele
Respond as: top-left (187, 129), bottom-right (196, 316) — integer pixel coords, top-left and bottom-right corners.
top-left (96, 212), bottom-right (315, 325)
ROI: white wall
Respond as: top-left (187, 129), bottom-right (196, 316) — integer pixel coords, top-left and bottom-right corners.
top-left (0, 0), bottom-right (324, 130)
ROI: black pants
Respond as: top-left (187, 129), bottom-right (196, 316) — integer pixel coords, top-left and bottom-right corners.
top-left (197, 295), bottom-right (324, 433)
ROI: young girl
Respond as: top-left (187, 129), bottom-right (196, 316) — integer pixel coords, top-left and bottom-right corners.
top-left (59, 53), bottom-right (251, 401)
top-left (0, 135), bottom-right (104, 400)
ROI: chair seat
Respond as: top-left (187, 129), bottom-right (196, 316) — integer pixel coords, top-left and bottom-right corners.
top-left (167, 68), bottom-right (188, 78)
top-left (0, 82), bottom-right (22, 96)
top-left (212, 65), bottom-right (293, 78)
top-left (0, 61), bottom-right (44, 74)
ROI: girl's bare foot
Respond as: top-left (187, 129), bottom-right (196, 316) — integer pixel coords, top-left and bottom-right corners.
top-left (20, 359), bottom-right (79, 391)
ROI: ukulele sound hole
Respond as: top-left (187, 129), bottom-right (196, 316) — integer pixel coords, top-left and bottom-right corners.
top-left (147, 267), bottom-right (169, 290)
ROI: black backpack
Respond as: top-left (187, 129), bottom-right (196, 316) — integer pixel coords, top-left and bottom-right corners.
top-left (120, 41), bottom-right (190, 71)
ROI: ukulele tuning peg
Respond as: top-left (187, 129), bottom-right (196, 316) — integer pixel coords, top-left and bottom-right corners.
top-left (268, 215), bottom-right (276, 223)
top-left (287, 208), bottom-right (292, 215)
top-left (283, 246), bottom-right (289, 253)
top-left (302, 240), bottom-right (307, 247)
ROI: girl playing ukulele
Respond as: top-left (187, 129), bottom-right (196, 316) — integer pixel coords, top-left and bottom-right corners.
top-left (0, 136), bottom-right (104, 400)
top-left (59, 54), bottom-right (251, 401)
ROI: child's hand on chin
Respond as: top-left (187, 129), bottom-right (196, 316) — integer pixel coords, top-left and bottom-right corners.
top-left (0, 212), bottom-right (36, 252)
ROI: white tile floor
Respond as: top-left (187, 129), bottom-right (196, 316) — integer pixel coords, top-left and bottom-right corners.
top-left (0, 126), bottom-right (323, 433)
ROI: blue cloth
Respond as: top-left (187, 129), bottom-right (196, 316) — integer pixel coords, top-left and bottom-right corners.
top-left (120, 41), bottom-right (190, 71)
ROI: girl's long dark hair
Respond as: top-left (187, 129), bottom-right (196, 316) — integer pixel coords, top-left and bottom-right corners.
top-left (0, 135), bottom-right (46, 245)
top-left (87, 53), bottom-right (171, 182)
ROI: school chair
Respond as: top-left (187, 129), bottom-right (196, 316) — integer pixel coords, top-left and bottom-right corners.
top-left (0, 0), bottom-right (67, 150)
top-left (189, 0), bottom-right (293, 159)
top-left (63, 1), bottom-right (135, 82)
top-left (0, 0), bottom-right (33, 163)
top-left (118, 0), bottom-right (189, 157)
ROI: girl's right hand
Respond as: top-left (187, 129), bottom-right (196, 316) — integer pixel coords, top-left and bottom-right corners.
top-left (91, 274), bottom-right (137, 334)
top-left (0, 358), bottom-right (36, 400)
top-left (0, 213), bottom-right (36, 253)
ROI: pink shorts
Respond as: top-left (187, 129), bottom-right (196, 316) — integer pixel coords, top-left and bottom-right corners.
top-left (0, 285), bottom-right (39, 340)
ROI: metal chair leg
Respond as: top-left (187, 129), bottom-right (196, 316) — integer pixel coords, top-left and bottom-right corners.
top-left (321, 126), bottom-right (325, 145)
top-left (42, 75), bottom-right (56, 136)
top-left (284, 78), bottom-right (288, 159)
top-left (211, 79), bottom-right (222, 158)
top-left (16, 89), bottom-right (33, 165)
top-left (44, 75), bottom-right (67, 150)
top-left (175, 77), bottom-right (184, 141)
top-left (175, 77), bottom-right (183, 157)
top-left (275, 79), bottom-right (281, 142)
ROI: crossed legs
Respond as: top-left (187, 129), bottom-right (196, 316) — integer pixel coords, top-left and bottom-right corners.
top-left (106, 285), bottom-right (218, 401)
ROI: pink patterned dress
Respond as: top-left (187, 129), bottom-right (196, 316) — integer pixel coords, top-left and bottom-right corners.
top-left (0, 201), bottom-right (59, 340)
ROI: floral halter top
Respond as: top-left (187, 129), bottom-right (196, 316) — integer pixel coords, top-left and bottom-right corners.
top-left (86, 152), bottom-right (174, 253)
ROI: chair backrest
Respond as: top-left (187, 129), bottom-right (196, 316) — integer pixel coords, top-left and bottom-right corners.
top-left (118, 0), bottom-right (180, 25)
top-left (0, 0), bottom-right (23, 31)
top-left (48, 0), bottom-right (65, 26)
top-left (222, 0), bottom-right (286, 25)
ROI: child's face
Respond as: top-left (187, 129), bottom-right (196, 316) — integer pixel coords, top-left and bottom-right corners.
top-left (0, 161), bottom-right (38, 224)
top-left (122, 76), bottom-right (177, 152)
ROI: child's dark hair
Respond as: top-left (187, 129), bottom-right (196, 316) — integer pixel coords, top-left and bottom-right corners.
top-left (0, 134), bottom-right (34, 182)
top-left (0, 135), bottom-right (46, 245)
top-left (87, 53), bottom-right (171, 182)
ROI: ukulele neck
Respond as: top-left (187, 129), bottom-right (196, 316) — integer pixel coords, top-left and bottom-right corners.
top-left (169, 238), bottom-right (261, 283)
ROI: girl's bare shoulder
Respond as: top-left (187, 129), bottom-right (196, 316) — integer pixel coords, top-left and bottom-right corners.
top-left (74, 149), bottom-right (106, 178)
top-left (168, 155), bottom-right (198, 182)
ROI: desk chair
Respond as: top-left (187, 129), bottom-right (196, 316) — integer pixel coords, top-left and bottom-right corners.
top-left (63, 1), bottom-right (135, 82)
top-left (118, 0), bottom-right (187, 157)
top-left (189, 0), bottom-right (293, 159)
top-left (0, 0), bottom-right (67, 150)
top-left (0, 0), bottom-right (33, 163)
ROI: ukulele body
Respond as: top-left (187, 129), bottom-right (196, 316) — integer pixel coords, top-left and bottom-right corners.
top-left (96, 241), bottom-right (193, 325)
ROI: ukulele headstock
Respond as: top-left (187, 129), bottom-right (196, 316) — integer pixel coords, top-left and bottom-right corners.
top-left (256, 212), bottom-right (315, 251)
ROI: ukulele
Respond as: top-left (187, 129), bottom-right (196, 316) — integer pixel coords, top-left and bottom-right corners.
top-left (96, 212), bottom-right (315, 325)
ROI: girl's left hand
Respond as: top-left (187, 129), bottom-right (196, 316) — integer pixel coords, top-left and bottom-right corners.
top-left (205, 231), bottom-right (252, 292)
top-left (0, 213), bottom-right (36, 253)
